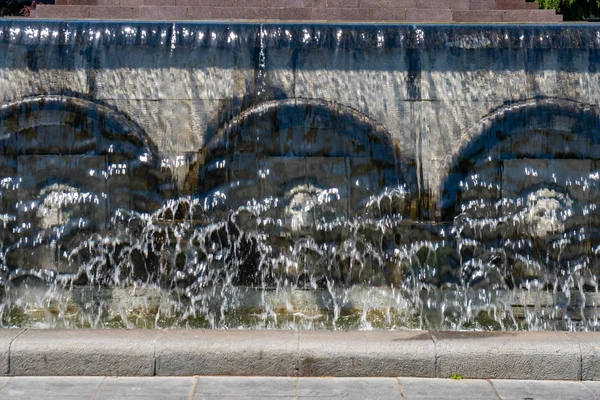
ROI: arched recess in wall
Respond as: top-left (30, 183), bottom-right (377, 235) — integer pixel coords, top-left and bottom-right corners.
top-left (185, 98), bottom-right (418, 287)
top-left (441, 98), bottom-right (600, 287)
top-left (191, 98), bottom-right (417, 223)
top-left (0, 95), bottom-right (171, 278)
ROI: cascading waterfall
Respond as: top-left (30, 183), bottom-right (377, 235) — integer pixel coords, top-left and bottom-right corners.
top-left (0, 21), bottom-right (599, 330)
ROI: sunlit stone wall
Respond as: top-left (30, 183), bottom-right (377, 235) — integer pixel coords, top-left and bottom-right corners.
top-left (3, 21), bottom-right (600, 331)
top-left (0, 21), bottom-right (598, 217)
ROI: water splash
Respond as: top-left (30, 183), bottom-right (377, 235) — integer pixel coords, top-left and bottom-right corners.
top-left (0, 21), bottom-right (598, 331)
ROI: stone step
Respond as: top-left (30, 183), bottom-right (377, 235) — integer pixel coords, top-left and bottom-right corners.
top-left (35, 3), bottom-right (560, 22)
top-left (49, 0), bottom-right (453, 8)
top-left (51, 0), bottom-right (448, 6)
top-left (359, 0), bottom-right (418, 7)
top-left (405, 8), bottom-right (453, 21)
top-left (452, 9), bottom-right (503, 21)
top-left (502, 9), bottom-right (562, 21)
top-left (450, 0), bottom-right (470, 10)
top-left (469, 0), bottom-right (539, 10)
top-left (46, 0), bottom-right (551, 13)
top-left (453, 9), bottom-right (561, 22)
top-left (34, 4), bottom-right (96, 18)
top-left (53, 0), bottom-right (140, 4)
top-left (469, 0), bottom-right (496, 9)
top-left (33, 4), bottom-right (455, 21)
top-left (357, 0), bottom-right (452, 8)
top-left (496, 0), bottom-right (540, 10)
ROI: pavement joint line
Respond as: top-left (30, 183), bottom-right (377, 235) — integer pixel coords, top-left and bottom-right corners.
top-left (396, 377), bottom-right (406, 400)
top-left (7, 328), bottom-right (27, 375)
top-left (0, 377), bottom-right (12, 394)
top-left (583, 381), bottom-right (600, 400)
top-left (89, 376), bottom-right (106, 400)
top-left (152, 333), bottom-right (158, 377)
top-left (566, 332), bottom-right (585, 380)
top-left (295, 376), bottom-right (299, 400)
top-left (486, 379), bottom-right (502, 400)
top-left (188, 375), bottom-right (199, 400)
top-left (151, 349), bottom-right (157, 377)
top-left (296, 331), bottom-right (300, 379)
top-left (430, 331), bottom-right (439, 378)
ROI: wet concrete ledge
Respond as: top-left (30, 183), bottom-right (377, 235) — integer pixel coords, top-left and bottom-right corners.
top-left (0, 329), bottom-right (597, 380)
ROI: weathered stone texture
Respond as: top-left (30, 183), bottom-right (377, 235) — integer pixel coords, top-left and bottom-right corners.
top-left (10, 330), bottom-right (158, 376)
top-left (297, 331), bottom-right (436, 377)
top-left (33, 0), bottom-right (562, 22)
top-left (0, 22), bottom-right (594, 203)
top-left (433, 331), bottom-right (581, 380)
top-left (2, 330), bottom-right (594, 379)
top-left (568, 333), bottom-right (600, 381)
top-left (154, 330), bottom-right (299, 376)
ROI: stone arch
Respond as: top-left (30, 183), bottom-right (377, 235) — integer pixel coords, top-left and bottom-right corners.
top-left (440, 98), bottom-right (600, 286)
top-left (183, 98), bottom-right (418, 287)
top-left (192, 98), bottom-right (417, 218)
top-left (0, 95), bottom-right (172, 276)
top-left (442, 98), bottom-right (600, 220)
top-left (0, 95), bottom-right (160, 158)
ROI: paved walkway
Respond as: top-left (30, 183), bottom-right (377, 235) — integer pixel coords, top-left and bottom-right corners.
top-left (0, 376), bottom-right (598, 399)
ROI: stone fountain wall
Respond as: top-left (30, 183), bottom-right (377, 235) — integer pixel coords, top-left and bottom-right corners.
top-left (0, 21), bottom-right (597, 220)
top-left (2, 21), bottom-right (600, 330)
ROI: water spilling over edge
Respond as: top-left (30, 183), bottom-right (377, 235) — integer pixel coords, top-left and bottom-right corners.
top-left (0, 21), bottom-right (598, 330)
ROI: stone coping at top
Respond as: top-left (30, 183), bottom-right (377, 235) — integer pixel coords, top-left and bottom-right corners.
top-left (0, 329), bottom-right (597, 380)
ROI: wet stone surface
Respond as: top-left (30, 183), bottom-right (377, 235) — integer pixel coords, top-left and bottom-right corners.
top-left (0, 22), bottom-right (599, 331)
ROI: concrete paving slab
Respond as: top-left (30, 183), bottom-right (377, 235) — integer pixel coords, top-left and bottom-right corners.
top-left (1, 376), bottom-right (600, 398)
top-left (298, 331), bottom-right (435, 377)
top-left (583, 381), bottom-right (600, 398)
top-left (399, 378), bottom-right (498, 400)
top-left (193, 377), bottom-right (297, 399)
top-left (581, 381), bottom-right (600, 399)
top-left (0, 376), bottom-right (103, 400)
top-left (0, 377), bottom-right (10, 388)
top-left (491, 379), bottom-right (596, 400)
top-left (154, 330), bottom-right (298, 376)
top-left (0, 329), bottom-right (25, 375)
top-left (433, 331), bottom-right (581, 380)
top-left (297, 377), bottom-right (401, 399)
top-left (195, 397), bottom-right (293, 400)
top-left (95, 377), bottom-right (196, 400)
top-left (0, 377), bottom-right (10, 396)
top-left (568, 332), bottom-right (600, 380)
top-left (10, 329), bottom-right (159, 376)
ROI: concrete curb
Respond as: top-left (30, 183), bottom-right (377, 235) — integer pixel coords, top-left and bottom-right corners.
top-left (0, 329), bottom-right (597, 380)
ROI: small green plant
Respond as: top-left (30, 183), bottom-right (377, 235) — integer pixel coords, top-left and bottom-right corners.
top-left (537, 0), bottom-right (600, 20)
top-left (450, 373), bottom-right (463, 380)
